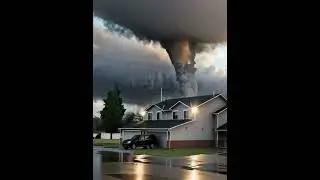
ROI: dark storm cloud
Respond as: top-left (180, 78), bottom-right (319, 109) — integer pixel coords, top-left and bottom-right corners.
top-left (93, 25), bottom-right (227, 106)
top-left (93, 0), bottom-right (227, 43)
top-left (93, 26), bottom-right (179, 105)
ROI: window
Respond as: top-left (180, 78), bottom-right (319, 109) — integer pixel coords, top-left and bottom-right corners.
top-left (132, 135), bottom-right (141, 140)
top-left (156, 112), bottom-right (161, 120)
top-left (172, 111), bottom-right (178, 120)
top-left (148, 112), bottom-right (152, 120)
top-left (183, 111), bottom-right (189, 119)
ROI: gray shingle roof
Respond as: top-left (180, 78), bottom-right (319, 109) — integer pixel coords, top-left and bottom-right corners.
top-left (121, 120), bottom-right (191, 129)
top-left (149, 94), bottom-right (221, 110)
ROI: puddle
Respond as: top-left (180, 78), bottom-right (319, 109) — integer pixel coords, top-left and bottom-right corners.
top-left (93, 149), bottom-right (134, 180)
top-left (133, 154), bottom-right (227, 175)
top-left (99, 151), bottom-right (133, 162)
top-left (93, 150), bottom-right (227, 180)
top-left (106, 173), bottom-right (173, 180)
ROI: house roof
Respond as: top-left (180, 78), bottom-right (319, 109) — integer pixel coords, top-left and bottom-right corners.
top-left (121, 120), bottom-right (191, 129)
top-left (217, 122), bottom-right (227, 130)
top-left (148, 94), bottom-right (222, 111)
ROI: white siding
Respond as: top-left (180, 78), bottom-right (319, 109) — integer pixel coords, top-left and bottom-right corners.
top-left (162, 111), bottom-right (172, 120)
top-left (145, 106), bottom-right (162, 120)
top-left (217, 109), bottom-right (227, 128)
top-left (170, 97), bottom-right (227, 141)
top-left (141, 96), bottom-right (227, 144)
top-left (192, 97), bottom-right (226, 121)
top-left (170, 103), bottom-right (190, 119)
top-left (170, 120), bottom-right (214, 141)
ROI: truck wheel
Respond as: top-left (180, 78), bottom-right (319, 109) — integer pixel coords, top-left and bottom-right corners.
top-left (149, 144), bottom-right (154, 149)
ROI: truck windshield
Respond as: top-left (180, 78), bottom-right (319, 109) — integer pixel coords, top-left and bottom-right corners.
top-left (131, 135), bottom-right (141, 140)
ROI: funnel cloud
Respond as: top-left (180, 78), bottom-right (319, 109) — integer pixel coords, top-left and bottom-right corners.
top-left (93, 0), bottom-right (227, 97)
top-left (161, 39), bottom-right (198, 96)
top-left (93, 20), bottom-right (227, 108)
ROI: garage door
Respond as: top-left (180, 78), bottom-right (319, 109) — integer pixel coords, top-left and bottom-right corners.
top-left (146, 131), bottom-right (168, 148)
top-left (122, 131), bottom-right (141, 141)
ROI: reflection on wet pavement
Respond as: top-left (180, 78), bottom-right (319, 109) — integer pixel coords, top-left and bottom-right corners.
top-left (93, 151), bottom-right (102, 180)
top-left (134, 154), bottom-right (227, 174)
top-left (107, 174), bottom-right (173, 180)
top-left (93, 147), bottom-right (227, 180)
top-left (102, 162), bottom-right (226, 180)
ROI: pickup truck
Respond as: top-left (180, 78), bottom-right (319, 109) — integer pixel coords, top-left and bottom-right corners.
top-left (122, 134), bottom-right (158, 149)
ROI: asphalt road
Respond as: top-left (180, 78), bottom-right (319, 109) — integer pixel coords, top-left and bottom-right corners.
top-left (93, 148), bottom-right (227, 180)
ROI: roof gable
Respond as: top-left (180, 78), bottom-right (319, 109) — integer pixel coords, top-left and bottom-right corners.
top-left (153, 94), bottom-right (221, 110)
top-left (169, 101), bottom-right (190, 110)
top-left (145, 104), bottom-right (162, 111)
top-left (195, 94), bottom-right (227, 108)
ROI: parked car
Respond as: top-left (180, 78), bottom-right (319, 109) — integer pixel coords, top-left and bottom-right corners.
top-left (122, 134), bottom-right (158, 150)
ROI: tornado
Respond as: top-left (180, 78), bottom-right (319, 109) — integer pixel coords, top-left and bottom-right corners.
top-left (161, 39), bottom-right (198, 96)
top-left (93, 0), bottom-right (227, 97)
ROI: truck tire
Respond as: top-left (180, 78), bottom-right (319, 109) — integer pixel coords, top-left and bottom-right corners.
top-left (132, 144), bottom-right (136, 149)
top-left (149, 144), bottom-right (154, 149)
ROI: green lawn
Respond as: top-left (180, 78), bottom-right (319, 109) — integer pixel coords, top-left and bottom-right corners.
top-left (93, 139), bottom-right (218, 157)
top-left (93, 139), bottom-right (120, 148)
top-left (133, 148), bottom-right (217, 157)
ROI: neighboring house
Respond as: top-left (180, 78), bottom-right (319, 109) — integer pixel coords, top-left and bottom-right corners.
top-left (119, 93), bottom-right (227, 148)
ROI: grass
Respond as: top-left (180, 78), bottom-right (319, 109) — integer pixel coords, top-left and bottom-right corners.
top-left (93, 139), bottom-right (218, 157)
top-left (133, 148), bottom-right (217, 157)
top-left (93, 139), bottom-right (120, 148)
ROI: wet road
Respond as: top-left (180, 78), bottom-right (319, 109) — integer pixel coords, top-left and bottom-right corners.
top-left (93, 148), bottom-right (227, 180)
top-left (103, 162), bottom-right (226, 180)
top-left (134, 154), bottom-right (227, 174)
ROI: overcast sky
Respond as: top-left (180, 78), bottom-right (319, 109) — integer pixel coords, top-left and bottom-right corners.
top-left (93, 17), bottom-right (227, 117)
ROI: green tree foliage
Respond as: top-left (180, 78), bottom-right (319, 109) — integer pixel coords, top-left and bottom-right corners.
top-left (100, 86), bottom-right (126, 136)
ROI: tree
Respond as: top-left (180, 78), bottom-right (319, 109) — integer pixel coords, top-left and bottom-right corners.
top-left (100, 86), bottom-right (126, 139)
top-left (123, 112), bottom-right (135, 125)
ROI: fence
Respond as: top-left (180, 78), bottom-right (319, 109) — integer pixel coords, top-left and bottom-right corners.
top-left (93, 132), bottom-right (120, 139)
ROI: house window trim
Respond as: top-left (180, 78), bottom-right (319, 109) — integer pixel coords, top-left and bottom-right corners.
top-left (147, 112), bottom-right (153, 120)
top-left (156, 111), bottom-right (162, 120)
top-left (183, 110), bottom-right (190, 120)
top-left (172, 110), bottom-right (179, 120)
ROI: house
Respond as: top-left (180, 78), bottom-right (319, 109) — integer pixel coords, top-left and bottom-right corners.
top-left (119, 93), bottom-right (227, 148)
